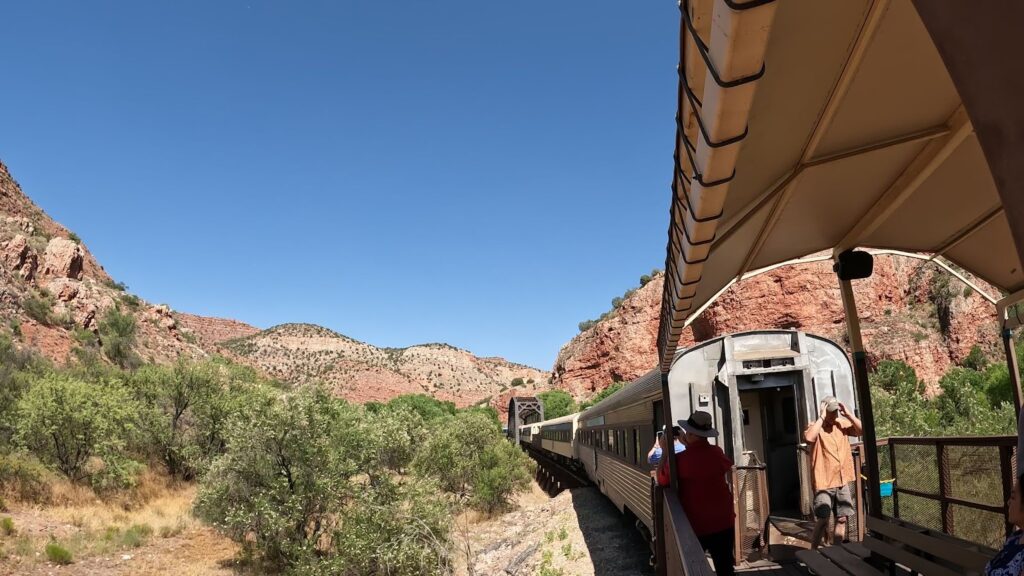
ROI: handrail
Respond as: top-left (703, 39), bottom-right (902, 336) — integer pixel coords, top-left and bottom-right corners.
top-left (865, 435), bottom-right (1016, 546)
top-left (663, 489), bottom-right (716, 576)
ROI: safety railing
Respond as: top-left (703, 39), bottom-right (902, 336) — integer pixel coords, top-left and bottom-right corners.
top-left (654, 486), bottom-right (715, 576)
top-left (733, 464), bottom-right (769, 564)
top-left (873, 436), bottom-right (1016, 550)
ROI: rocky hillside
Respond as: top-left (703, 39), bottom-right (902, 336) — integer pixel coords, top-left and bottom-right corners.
top-left (0, 160), bottom-right (230, 364)
top-left (553, 256), bottom-right (1001, 397)
top-left (0, 160), bottom-right (547, 411)
top-left (223, 323), bottom-right (547, 407)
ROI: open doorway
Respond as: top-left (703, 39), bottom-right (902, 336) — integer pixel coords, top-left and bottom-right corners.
top-left (739, 374), bottom-right (802, 519)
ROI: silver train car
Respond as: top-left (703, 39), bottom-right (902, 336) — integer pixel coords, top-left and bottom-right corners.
top-left (517, 330), bottom-right (858, 542)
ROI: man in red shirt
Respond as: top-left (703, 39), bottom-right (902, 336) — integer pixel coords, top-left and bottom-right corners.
top-left (657, 411), bottom-right (735, 576)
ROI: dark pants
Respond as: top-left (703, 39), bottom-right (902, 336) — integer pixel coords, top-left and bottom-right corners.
top-left (697, 528), bottom-right (735, 576)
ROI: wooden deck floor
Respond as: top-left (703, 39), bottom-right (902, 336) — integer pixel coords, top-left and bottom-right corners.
top-left (739, 561), bottom-right (809, 576)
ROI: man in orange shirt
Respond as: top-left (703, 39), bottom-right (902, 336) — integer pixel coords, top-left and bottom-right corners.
top-left (803, 396), bottom-right (862, 549)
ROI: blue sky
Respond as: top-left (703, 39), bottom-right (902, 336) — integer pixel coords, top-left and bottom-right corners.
top-left (0, 1), bottom-right (678, 370)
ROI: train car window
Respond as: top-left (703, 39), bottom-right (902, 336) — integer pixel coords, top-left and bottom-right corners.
top-left (607, 430), bottom-right (615, 453)
top-left (632, 428), bottom-right (640, 465)
top-left (617, 430), bottom-right (624, 457)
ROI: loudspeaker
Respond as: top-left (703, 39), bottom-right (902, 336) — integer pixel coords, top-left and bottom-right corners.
top-left (833, 250), bottom-right (874, 280)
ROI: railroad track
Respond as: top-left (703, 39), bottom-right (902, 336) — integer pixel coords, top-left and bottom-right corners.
top-left (521, 443), bottom-right (591, 495)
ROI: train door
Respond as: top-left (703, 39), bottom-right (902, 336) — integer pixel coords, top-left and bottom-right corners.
top-left (762, 385), bottom-right (801, 516)
top-left (738, 373), bottom-right (802, 519)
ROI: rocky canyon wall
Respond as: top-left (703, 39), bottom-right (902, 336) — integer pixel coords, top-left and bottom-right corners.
top-left (552, 256), bottom-right (1001, 397)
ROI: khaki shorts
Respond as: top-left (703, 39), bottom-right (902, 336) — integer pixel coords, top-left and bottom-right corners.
top-left (814, 485), bottom-right (854, 519)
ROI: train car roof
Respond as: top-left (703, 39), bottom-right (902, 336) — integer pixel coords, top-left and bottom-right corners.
top-left (579, 368), bottom-right (661, 422)
top-left (535, 412), bottom-right (580, 428)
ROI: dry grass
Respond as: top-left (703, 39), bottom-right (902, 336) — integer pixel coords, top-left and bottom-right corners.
top-left (0, 470), bottom-right (212, 572)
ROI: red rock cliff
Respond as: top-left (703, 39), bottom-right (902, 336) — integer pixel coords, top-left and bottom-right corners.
top-left (552, 255), bottom-right (1001, 397)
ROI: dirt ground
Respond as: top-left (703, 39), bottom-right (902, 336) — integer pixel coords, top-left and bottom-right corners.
top-left (0, 485), bottom-right (239, 576)
top-left (2, 480), bottom-right (653, 576)
top-left (455, 483), bottom-right (654, 576)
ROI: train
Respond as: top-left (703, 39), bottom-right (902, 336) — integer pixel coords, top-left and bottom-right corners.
top-left (516, 330), bottom-right (860, 560)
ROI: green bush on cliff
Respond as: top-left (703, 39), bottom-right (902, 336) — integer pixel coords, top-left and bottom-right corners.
top-left (98, 306), bottom-right (138, 369)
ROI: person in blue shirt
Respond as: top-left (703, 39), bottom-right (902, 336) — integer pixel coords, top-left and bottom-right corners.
top-left (648, 426), bottom-right (685, 466)
top-left (648, 431), bottom-right (664, 466)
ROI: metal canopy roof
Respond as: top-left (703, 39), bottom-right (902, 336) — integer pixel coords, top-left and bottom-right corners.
top-left (658, 0), bottom-right (1024, 371)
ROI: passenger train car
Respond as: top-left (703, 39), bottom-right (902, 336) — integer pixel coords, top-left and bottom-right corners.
top-left (517, 330), bottom-right (859, 552)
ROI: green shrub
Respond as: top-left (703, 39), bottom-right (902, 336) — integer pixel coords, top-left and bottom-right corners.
top-left (961, 345), bottom-right (989, 371)
top-left (98, 306), bottom-right (138, 369)
top-left (132, 362), bottom-right (226, 479)
top-left (511, 377), bottom-right (525, 387)
top-left (67, 232), bottom-right (81, 244)
top-left (194, 386), bottom-right (359, 568)
top-left (53, 310), bottom-right (75, 330)
top-left (120, 293), bottom-right (142, 310)
top-left (414, 411), bottom-right (502, 496)
top-left (470, 440), bottom-right (534, 514)
top-left (322, 477), bottom-right (452, 576)
top-left (359, 405), bottom-right (426, 475)
top-left (45, 541), bottom-right (72, 565)
top-left (385, 394), bottom-right (456, 422)
top-left (0, 452), bottom-right (53, 504)
top-left (71, 327), bottom-right (98, 348)
top-left (1, 517), bottom-right (14, 536)
top-left (15, 374), bottom-right (139, 487)
top-left (102, 279), bottom-right (128, 292)
top-left (9, 318), bottom-right (21, 337)
top-left (639, 274), bottom-right (652, 286)
top-left (577, 319), bottom-right (597, 332)
top-left (122, 523), bottom-right (153, 548)
top-left (0, 334), bottom-right (43, 446)
top-left (22, 294), bottom-right (53, 324)
top-left (538, 390), bottom-right (576, 420)
top-left (462, 405), bottom-right (500, 426)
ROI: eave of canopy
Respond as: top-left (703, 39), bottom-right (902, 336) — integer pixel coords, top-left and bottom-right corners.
top-left (658, 0), bottom-right (1024, 371)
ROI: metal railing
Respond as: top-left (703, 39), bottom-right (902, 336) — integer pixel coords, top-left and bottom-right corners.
top-left (873, 436), bottom-right (1016, 550)
top-left (655, 486), bottom-right (715, 576)
top-left (733, 465), bottom-right (769, 564)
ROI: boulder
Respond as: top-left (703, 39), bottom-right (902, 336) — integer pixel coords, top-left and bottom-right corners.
top-left (147, 304), bottom-right (178, 332)
top-left (41, 237), bottom-right (84, 280)
top-left (47, 278), bottom-right (80, 302)
top-left (1, 234), bottom-right (37, 280)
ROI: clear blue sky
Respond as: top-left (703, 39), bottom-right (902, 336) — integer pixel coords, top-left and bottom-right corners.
top-left (0, 1), bottom-right (678, 370)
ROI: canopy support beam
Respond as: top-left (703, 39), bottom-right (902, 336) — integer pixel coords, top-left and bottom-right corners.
top-left (737, 0), bottom-right (890, 278)
top-left (713, 123), bottom-right (951, 256)
top-left (1002, 327), bottom-right (1023, 415)
top-left (833, 106), bottom-right (971, 255)
top-left (836, 262), bottom-right (883, 519)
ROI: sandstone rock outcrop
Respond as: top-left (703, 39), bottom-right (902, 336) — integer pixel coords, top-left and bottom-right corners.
top-left (40, 238), bottom-right (84, 280)
top-left (174, 312), bottom-right (261, 348)
top-left (47, 278), bottom-right (80, 302)
top-left (1, 234), bottom-right (37, 280)
top-left (553, 256), bottom-right (1001, 397)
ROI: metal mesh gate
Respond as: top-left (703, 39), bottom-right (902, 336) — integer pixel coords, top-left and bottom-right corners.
top-left (734, 466), bottom-right (769, 565)
top-left (872, 437), bottom-right (1016, 550)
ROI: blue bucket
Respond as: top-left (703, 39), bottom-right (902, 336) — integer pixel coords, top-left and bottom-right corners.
top-left (880, 480), bottom-right (894, 498)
